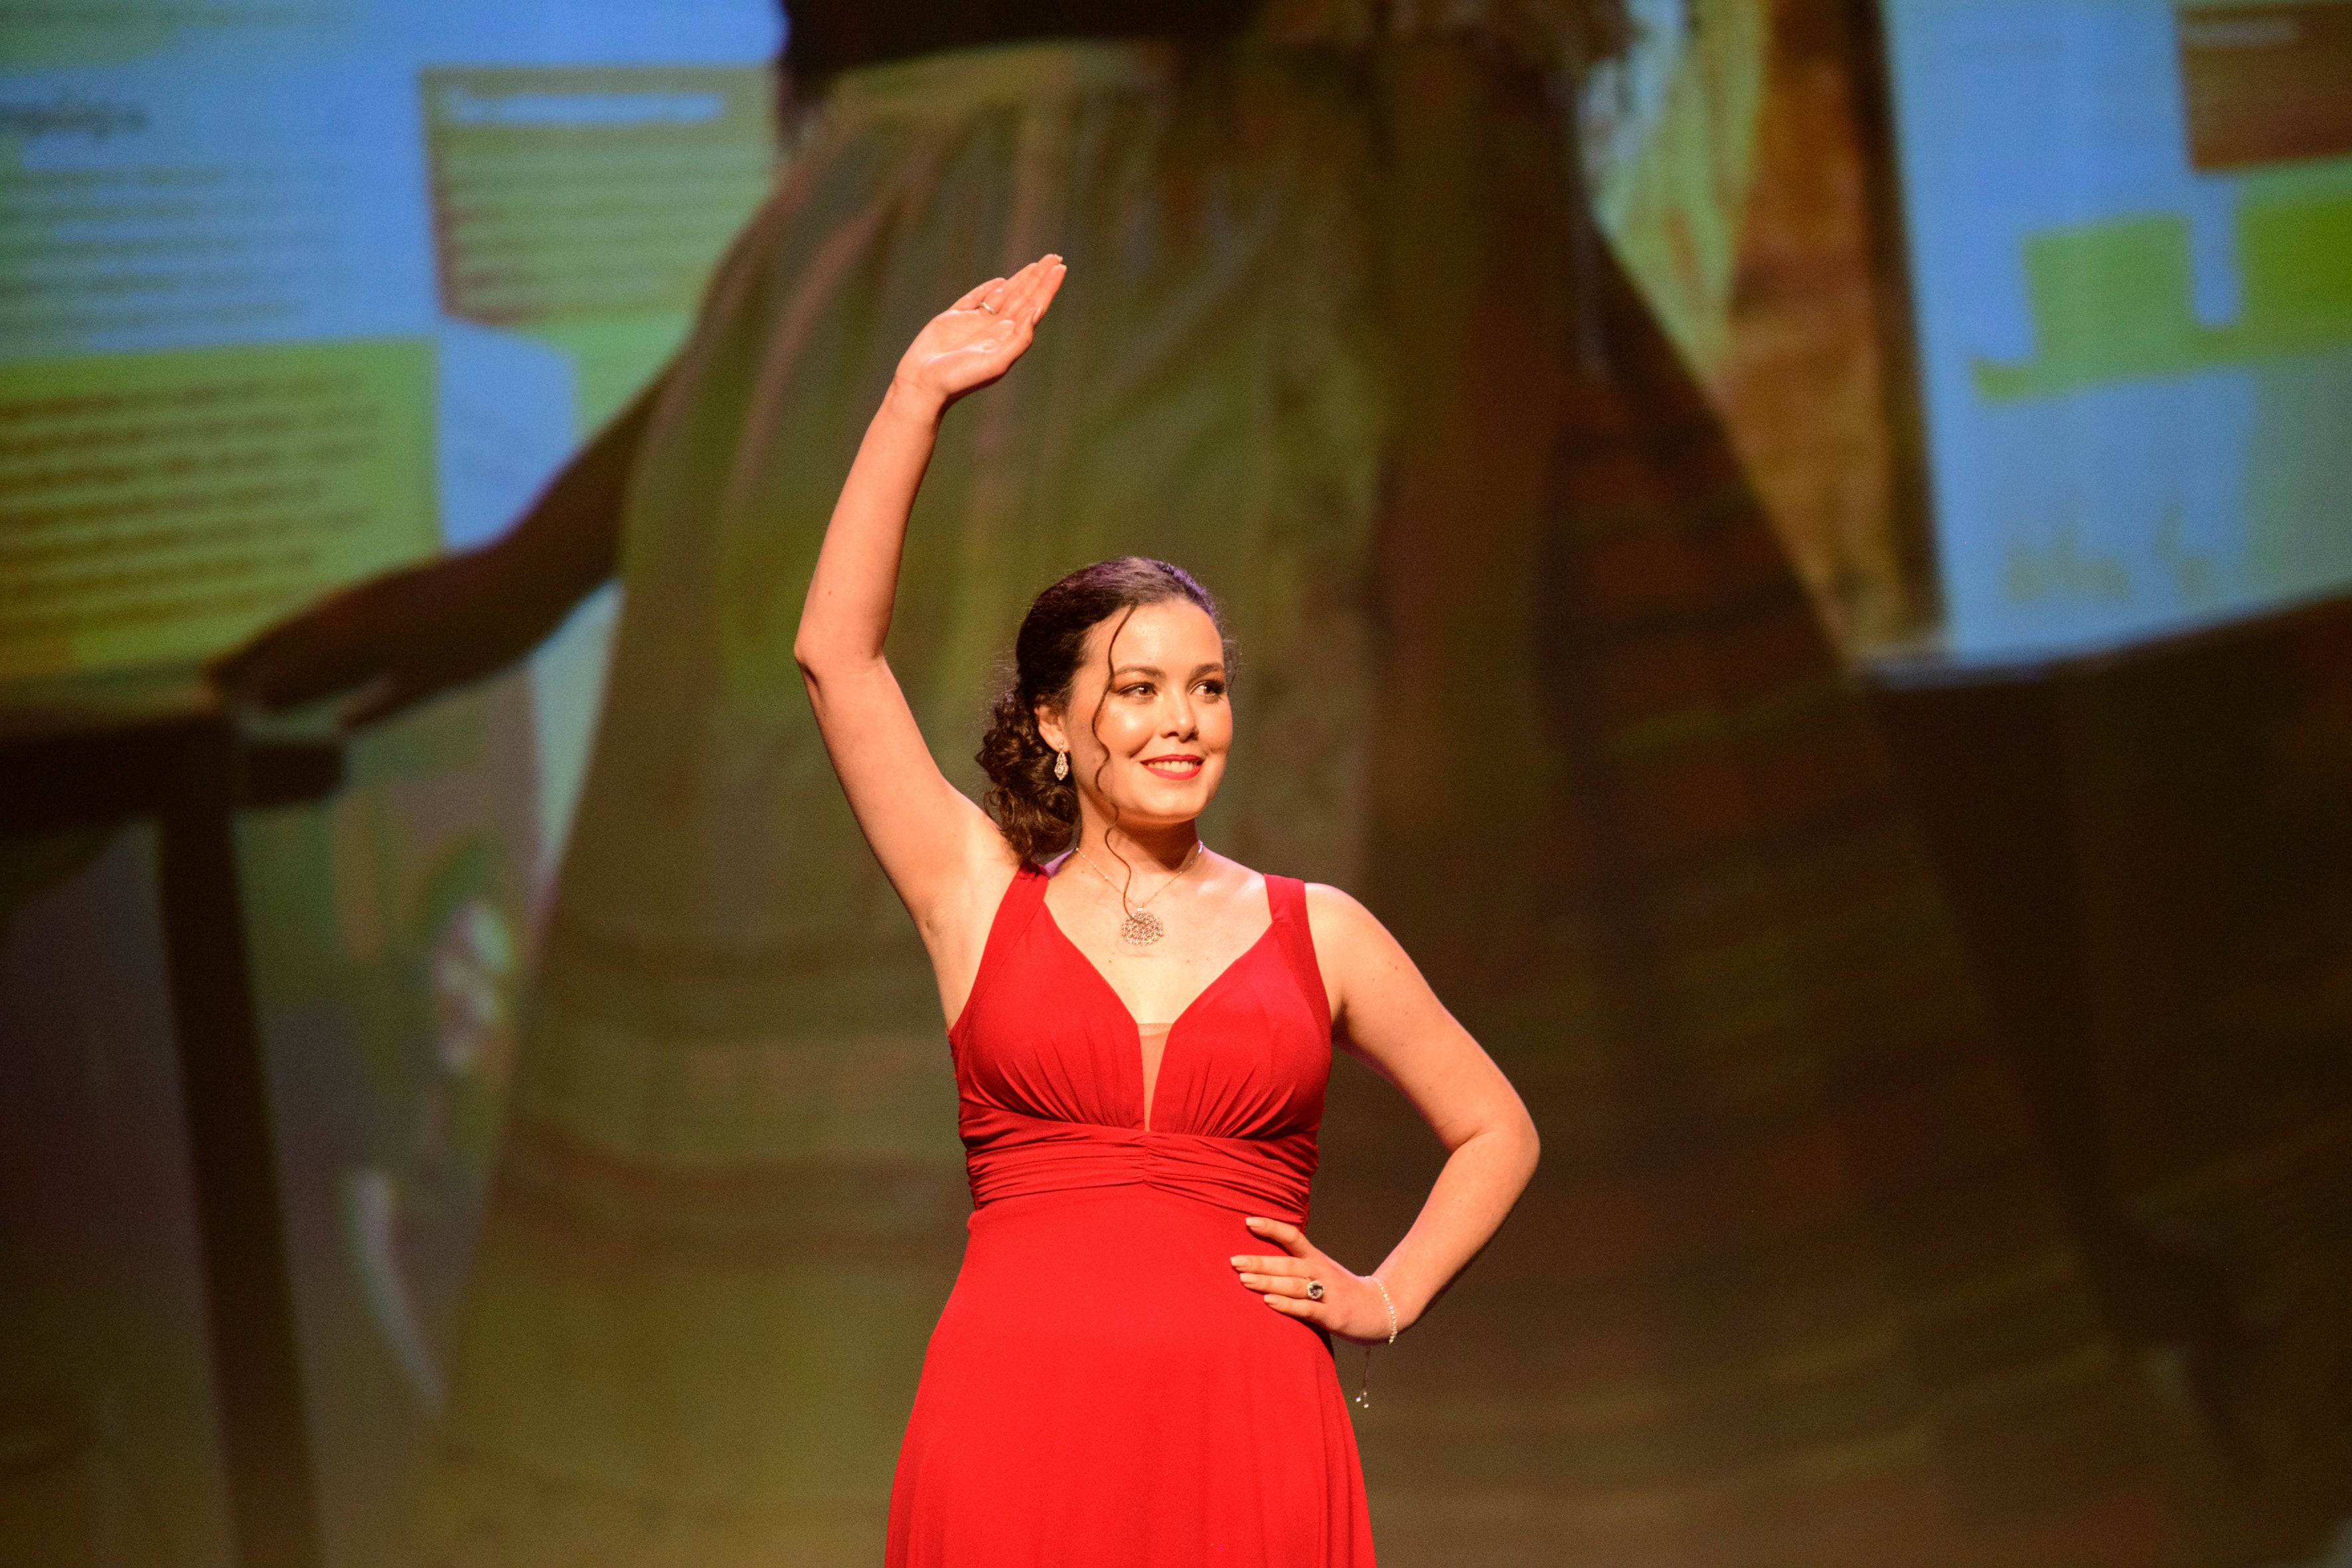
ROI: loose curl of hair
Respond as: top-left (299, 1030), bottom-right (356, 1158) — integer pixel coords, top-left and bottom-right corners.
top-left (977, 557), bottom-right (1230, 864)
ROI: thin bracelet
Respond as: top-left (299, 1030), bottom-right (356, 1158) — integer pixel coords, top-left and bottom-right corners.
top-left (1354, 1276), bottom-right (1399, 1409)
top-left (1370, 1276), bottom-right (1398, 1344)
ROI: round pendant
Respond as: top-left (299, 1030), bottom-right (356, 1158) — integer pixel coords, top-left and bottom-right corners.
top-left (1120, 909), bottom-right (1166, 946)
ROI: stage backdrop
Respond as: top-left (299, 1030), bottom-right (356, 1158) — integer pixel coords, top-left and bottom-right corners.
top-left (3, 2), bottom-right (2350, 1566)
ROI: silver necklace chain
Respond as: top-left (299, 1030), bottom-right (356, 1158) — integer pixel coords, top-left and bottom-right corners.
top-left (1071, 840), bottom-right (1202, 947)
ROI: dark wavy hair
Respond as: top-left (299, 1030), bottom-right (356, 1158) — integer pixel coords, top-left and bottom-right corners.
top-left (977, 557), bottom-right (1230, 864)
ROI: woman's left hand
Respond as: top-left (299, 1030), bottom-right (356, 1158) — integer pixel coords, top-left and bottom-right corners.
top-left (1231, 1217), bottom-right (1399, 1344)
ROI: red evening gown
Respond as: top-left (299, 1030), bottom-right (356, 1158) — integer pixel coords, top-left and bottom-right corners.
top-left (885, 864), bottom-right (1375, 1566)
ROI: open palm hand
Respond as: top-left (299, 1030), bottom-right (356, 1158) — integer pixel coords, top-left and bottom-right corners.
top-left (890, 254), bottom-right (1066, 416)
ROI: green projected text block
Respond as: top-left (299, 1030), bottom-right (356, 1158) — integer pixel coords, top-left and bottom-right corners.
top-left (0, 337), bottom-right (437, 680)
top-left (420, 64), bottom-right (775, 431)
top-left (422, 66), bottom-right (772, 328)
top-left (1977, 183), bottom-right (2352, 400)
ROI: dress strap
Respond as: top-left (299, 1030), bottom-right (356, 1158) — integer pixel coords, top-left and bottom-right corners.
top-left (1264, 874), bottom-right (1332, 1039)
top-left (951, 862), bottom-right (1050, 1040)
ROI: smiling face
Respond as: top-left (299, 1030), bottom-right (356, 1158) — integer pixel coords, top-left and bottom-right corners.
top-left (1036, 598), bottom-right (1231, 837)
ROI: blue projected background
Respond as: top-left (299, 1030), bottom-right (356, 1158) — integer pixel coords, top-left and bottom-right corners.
top-left (1884, 0), bottom-right (2352, 663)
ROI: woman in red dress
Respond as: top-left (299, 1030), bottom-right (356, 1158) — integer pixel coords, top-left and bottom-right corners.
top-left (794, 254), bottom-right (1541, 1566)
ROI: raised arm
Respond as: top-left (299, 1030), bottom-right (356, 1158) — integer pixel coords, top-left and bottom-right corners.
top-left (1231, 885), bottom-right (1541, 1342)
top-left (794, 256), bottom-right (1067, 945)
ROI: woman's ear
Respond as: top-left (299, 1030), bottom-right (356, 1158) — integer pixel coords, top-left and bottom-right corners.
top-left (1035, 704), bottom-right (1069, 757)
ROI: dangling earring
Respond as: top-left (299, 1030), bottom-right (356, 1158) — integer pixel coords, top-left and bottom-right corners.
top-left (1053, 749), bottom-right (1069, 781)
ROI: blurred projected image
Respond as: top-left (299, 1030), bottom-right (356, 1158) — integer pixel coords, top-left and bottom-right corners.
top-left (1, 4), bottom-right (778, 1563)
top-left (0, 341), bottom-right (437, 680)
top-left (1885, 0), bottom-right (2352, 660)
top-left (19, 3), bottom-right (2352, 1567)
top-left (1, 5), bottom-right (777, 651)
top-left (1579, 0), bottom-right (1770, 370)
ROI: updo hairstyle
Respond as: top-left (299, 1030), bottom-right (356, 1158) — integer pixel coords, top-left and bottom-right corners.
top-left (977, 556), bottom-right (1229, 863)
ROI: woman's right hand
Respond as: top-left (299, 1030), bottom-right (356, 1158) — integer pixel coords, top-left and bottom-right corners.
top-left (886, 254), bottom-right (1066, 420)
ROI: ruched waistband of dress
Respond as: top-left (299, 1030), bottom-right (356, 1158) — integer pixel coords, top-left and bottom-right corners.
top-left (960, 1101), bottom-right (1316, 1224)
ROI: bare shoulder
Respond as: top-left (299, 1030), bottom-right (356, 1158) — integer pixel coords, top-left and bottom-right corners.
top-left (1298, 880), bottom-right (1460, 1045)
top-left (1302, 880), bottom-right (1407, 959)
top-left (1298, 881), bottom-right (1435, 1003)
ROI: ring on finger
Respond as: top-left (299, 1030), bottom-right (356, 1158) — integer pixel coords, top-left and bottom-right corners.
top-left (1306, 1280), bottom-right (1324, 1301)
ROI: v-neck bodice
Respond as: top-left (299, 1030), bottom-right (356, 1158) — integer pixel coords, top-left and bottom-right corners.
top-left (947, 863), bottom-right (1332, 1221)
top-left (1038, 898), bottom-right (1277, 1056)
